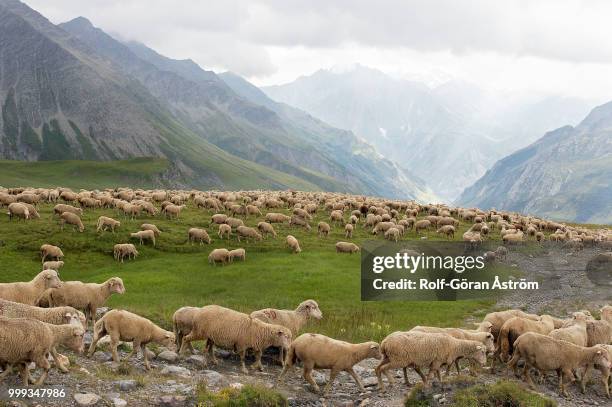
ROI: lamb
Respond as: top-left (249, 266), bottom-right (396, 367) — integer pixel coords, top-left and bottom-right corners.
top-left (130, 230), bottom-right (156, 246)
top-left (318, 222), bottom-right (331, 238)
top-left (177, 305), bottom-right (292, 373)
top-left (229, 248), bottom-right (246, 262)
top-left (87, 309), bottom-right (175, 370)
top-left (36, 277), bottom-right (125, 327)
top-left (414, 219), bottom-right (431, 234)
top-left (257, 222), bottom-right (277, 238)
top-left (218, 224), bottom-right (232, 239)
top-left (42, 261), bottom-right (64, 271)
top-left (245, 205), bottom-right (262, 217)
top-left (188, 228), bottom-right (211, 245)
top-left (549, 312), bottom-right (589, 346)
top-left (375, 331), bottom-right (487, 390)
top-left (345, 223), bottom-right (354, 238)
top-left (59, 212), bottom-right (84, 232)
top-left (278, 333), bottom-right (381, 394)
top-left (335, 242), bottom-right (360, 254)
top-left (96, 216), bottom-right (120, 233)
top-left (236, 226), bottom-right (263, 242)
top-left (436, 225), bottom-right (455, 239)
top-left (251, 300), bottom-right (322, 338)
top-left (289, 215), bottom-right (312, 231)
top-left (0, 270), bottom-right (62, 306)
top-left (53, 204), bottom-right (82, 217)
top-left (286, 235), bottom-right (302, 253)
top-left (0, 317), bottom-right (84, 386)
top-left (164, 204), bottom-right (186, 219)
top-left (141, 223), bottom-right (161, 237)
top-left (508, 332), bottom-right (610, 396)
top-left (384, 227), bottom-right (400, 242)
top-left (7, 202), bottom-right (30, 220)
top-left (113, 243), bottom-right (139, 263)
top-left (208, 248), bottom-right (230, 266)
top-left (211, 213), bottom-right (228, 224)
top-left (498, 315), bottom-right (556, 362)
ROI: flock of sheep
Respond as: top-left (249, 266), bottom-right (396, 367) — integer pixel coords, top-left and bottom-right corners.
top-left (1, 186), bottom-right (612, 399)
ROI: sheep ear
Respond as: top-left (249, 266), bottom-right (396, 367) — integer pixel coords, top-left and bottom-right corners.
top-left (370, 344), bottom-right (378, 349)
top-left (165, 333), bottom-right (172, 338)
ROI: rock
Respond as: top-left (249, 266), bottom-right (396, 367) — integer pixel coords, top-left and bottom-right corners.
top-left (74, 393), bottom-right (100, 406)
top-left (359, 398), bottom-right (371, 406)
top-left (313, 371), bottom-right (326, 385)
top-left (92, 351), bottom-right (112, 362)
top-left (79, 367), bottom-right (92, 376)
top-left (115, 379), bottom-right (139, 391)
top-left (186, 355), bottom-right (206, 367)
top-left (111, 398), bottom-right (127, 407)
top-left (160, 365), bottom-right (191, 378)
top-left (362, 377), bottom-right (378, 387)
top-left (229, 382), bottom-right (243, 390)
top-left (158, 350), bottom-right (179, 362)
top-left (561, 284), bottom-right (572, 291)
top-left (96, 307), bottom-right (109, 317)
top-left (202, 370), bottom-right (228, 387)
top-left (156, 395), bottom-right (188, 407)
top-left (439, 397), bottom-right (447, 404)
top-left (215, 349), bottom-right (232, 359)
top-left (337, 402), bottom-right (354, 407)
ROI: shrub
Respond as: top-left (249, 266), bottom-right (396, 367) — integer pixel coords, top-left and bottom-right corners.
top-left (196, 383), bottom-right (287, 407)
top-left (452, 380), bottom-right (556, 407)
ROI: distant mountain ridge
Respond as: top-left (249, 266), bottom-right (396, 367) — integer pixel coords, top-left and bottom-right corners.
top-left (456, 102), bottom-right (612, 224)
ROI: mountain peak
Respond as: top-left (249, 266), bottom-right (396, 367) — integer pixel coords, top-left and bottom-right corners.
top-left (63, 16), bottom-right (94, 28)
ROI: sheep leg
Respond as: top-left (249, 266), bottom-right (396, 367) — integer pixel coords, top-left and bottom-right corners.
top-left (50, 348), bottom-right (69, 373)
top-left (238, 349), bottom-right (248, 374)
top-left (125, 340), bottom-right (139, 361)
top-left (110, 335), bottom-right (121, 363)
top-left (0, 363), bottom-right (13, 380)
top-left (403, 367), bottom-right (409, 384)
top-left (18, 363), bottom-right (30, 387)
top-left (414, 366), bottom-right (427, 384)
top-left (251, 350), bottom-right (264, 371)
top-left (303, 366), bottom-right (320, 393)
top-left (323, 368), bottom-right (339, 395)
top-left (206, 340), bottom-right (218, 365)
top-left (141, 344), bottom-right (151, 370)
top-left (87, 324), bottom-right (105, 357)
top-left (603, 370), bottom-right (610, 398)
top-left (524, 367), bottom-right (536, 389)
top-left (347, 367), bottom-right (366, 392)
top-left (32, 358), bottom-right (50, 386)
top-left (580, 365), bottom-right (592, 394)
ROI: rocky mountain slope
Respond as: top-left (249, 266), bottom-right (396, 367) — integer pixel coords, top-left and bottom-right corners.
top-left (457, 102), bottom-right (612, 224)
top-left (264, 66), bottom-right (593, 200)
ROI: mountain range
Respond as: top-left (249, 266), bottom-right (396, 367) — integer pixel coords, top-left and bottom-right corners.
top-left (0, 0), bottom-right (431, 199)
top-left (264, 65), bottom-right (594, 200)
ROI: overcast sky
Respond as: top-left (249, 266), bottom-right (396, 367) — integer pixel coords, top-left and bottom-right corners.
top-left (27, 0), bottom-right (612, 101)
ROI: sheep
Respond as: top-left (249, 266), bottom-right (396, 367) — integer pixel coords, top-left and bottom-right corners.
top-left (550, 312), bottom-right (589, 346)
top-left (188, 228), bottom-right (211, 245)
top-left (177, 305), bottom-right (292, 374)
top-left (229, 248), bottom-right (246, 262)
top-left (208, 248), bottom-right (230, 266)
top-left (508, 332), bottom-right (611, 396)
top-left (37, 277), bottom-right (125, 327)
top-left (0, 317), bottom-right (84, 386)
top-left (588, 344), bottom-right (611, 398)
top-left (503, 230), bottom-right (524, 244)
top-left (329, 210), bottom-right (344, 224)
top-left (130, 230), bottom-right (156, 246)
top-left (375, 331), bottom-right (487, 390)
top-left (414, 219), bottom-right (431, 234)
top-left (436, 225), bottom-right (455, 239)
top-left (384, 227), bottom-right (400, 242)
top-left (7, 202), bottom-right (30, 220)
top-left (87, 309), bottom-right (175, 370)
top-left (40, 244), bottom-right (64, 264)
top-left (409, 326), bottom-right (495, 375)
top-left (19, 203), bottom-right (40, 219)
top-left (257, 221), bottom-right (277, 238)
top-left (211, 213), bottom-right (228, 224)
top-left (318, 222), bottom-right (331, 238)
top-left (141, 223), bottom-right (161, 237)
top-left (289, 215), bottom-right (311, 231)
top-left (225, 217), bottom-right (244, 229)
top-left (345, 223), bottom-right (354, 238)
top-left (286, 235), bottom-right (301, 253)
top-left (498, 315), bottom-right (556, 362)
top-left (335, 242), bottom-right (360, 254)
top-left (292, 208), bottom-right (311, 220)
top-left (372, 221), bottom-right (394, 235)
top-left (59, 212), bottom-right (84, 232)
top-left (0, 270), bottom-right (62, 306)
top-left (278, 333), bottom-right (381, 394)
top-left (172, 306), bottom-right (200, 354)
top-left (164, 204), bottom-right (186, 219)
top-left (42, 261), bottom-right (64, 271)
top-left (96, 216), bottom-right (120, 233)
top-left (53, 204), bottom-right (82, 217)
top-left (586, 305), bottom-right (612, 346)
top-left (113, 243), bottom-right (139, 263)
top-left (218, 223), bottom-right (232, 239)
top-left (236, 226), bottom-right (263, 242)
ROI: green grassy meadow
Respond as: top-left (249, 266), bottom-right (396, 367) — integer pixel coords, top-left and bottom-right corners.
top-left (0, 199), bottom-right (501, 343)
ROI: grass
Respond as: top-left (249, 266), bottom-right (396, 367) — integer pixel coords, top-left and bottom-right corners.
top-left (451, 380), bottom-right (557, 407)
top-left (0, 200), bottom-right (521, 342)
top-left (196, 383), bottom-right (287, 407)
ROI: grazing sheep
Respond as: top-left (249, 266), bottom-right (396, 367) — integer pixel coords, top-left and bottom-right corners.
top-left (0, 317), bottom-right (84, 386)
top-left (588, 344), bottom-right (611, 398)
top-left (376, 331), bottom-right (487, 390)
top-left (286, 235), bottom-right (301, 253)
top-left (36, 277), bottom-right (125, 327)
top-left (278, 333), bottom-right (381, 394)
top-left (225, 217), bottom-right (245, 229)
top-left (59, 212), bottom-right (84, 232)
top-left (88, 309), bottom-right (175, 370)
top-left (113, 243), bottom-right (139, 263)
top-left (42, 261), bottom-right (64, 271)
top-left (141, 223), bottom-right (161, 237)
top-left (0, 270), bottom-right (62, 306)
top-left (7, 202), bottom-right (30, 221)
top-left (164, 204), bottom-right (186, 219)
top-left (508, 332), bottom-right (611, 396)
top-left (211, 214), bottom-right (228, 224)
top-left (335, 242), bottom-right (360, 254)
top-left (372, 221), bottom-right (394, 235)
top-left (218, 224), bottom-right (232, 239)
top-left (208, 248), bottom-right (230, 266)
top-left (318, 222), bottom-right (331, 238)
top-left (96, 216), bottom-right (120, 233)
top-left (229, 248), bottom-right (246, 262)
top-left (265, 213), bottom-right (291, 224)
top-left (289, 215), bottom-right (312, 231)
top-left (384, 227), bottom-right (400, 242)
top-left (257, 222), bottom-right (277, 238)
top-left (188, 228), bottom-right (211, 245)
top-left (172, 306), bottom-right (200, 354)
top-left (330, 210), bottom-right (344, 224)
top-left (53, 204), bottom-right (82, 217)
top-left (178, 305), bottom-right (292, 374)
top-left (345, 224), bottom-right (354, 238)
top-left (436, 225), bottom-right (455, 239)
top-left (40, 244), bottom-right (64, 264)
top-left (236, 226), bottom-right (263, 242)
top-left (498, 315), bottom-right (556, 362)
top-left (414, 220), bottom-right (431, 234)
top-left (130, 230), bottom-right (156, 246)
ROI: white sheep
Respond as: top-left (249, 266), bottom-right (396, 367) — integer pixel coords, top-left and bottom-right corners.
top-left (286, 235), bottom-right (301, 253)
top-left (0, 270), bottom-right (62, 306)
top-left (42, 261), bottom-right (64, 271)
top-left (59, 212), bottom-right (84, 232)
top-left (40, 244), bottom-right (64, 264)
top-left (130, 230), bottom-right (156, 246)
top-left (96, 216), bottom-right (120, 233)
top-left (188, 228), bottom-right (211, 245)
top-left (257, 222), bottom-right (277, 238)
top-left (335, 242), bottom-right (360, 254)
top-left (229, 248), bottom-right (246, 262)
top-left (208, 248), bottom-right (230, 266)
top-left (113, 243), bottom-right (139, 263)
